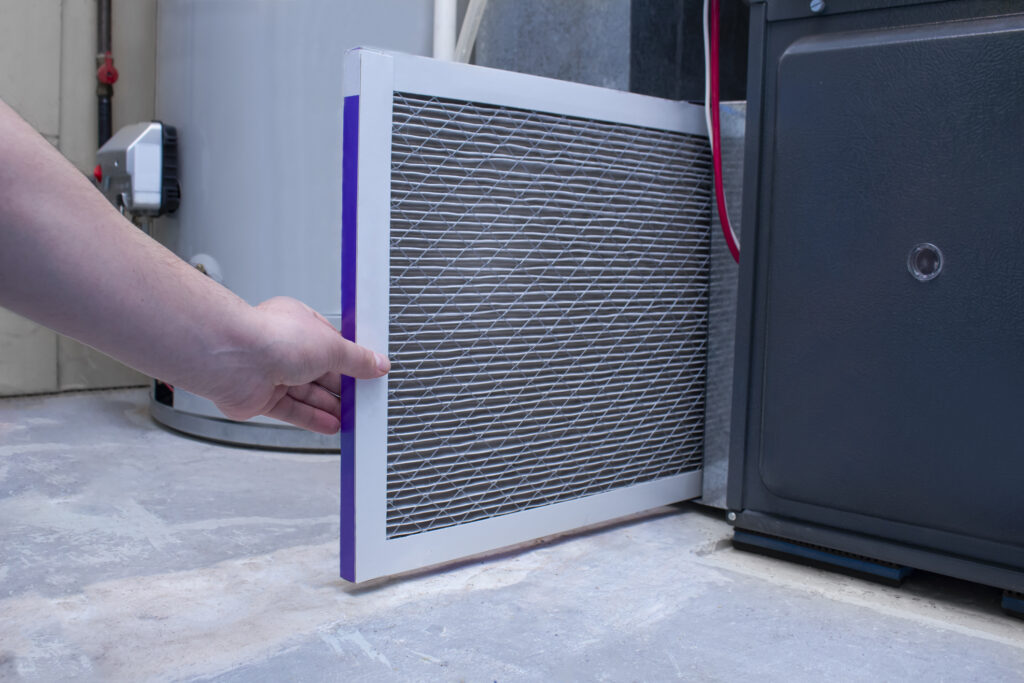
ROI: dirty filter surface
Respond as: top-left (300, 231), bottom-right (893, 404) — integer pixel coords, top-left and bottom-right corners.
top-left (386, 93), bottom-right (712, 539)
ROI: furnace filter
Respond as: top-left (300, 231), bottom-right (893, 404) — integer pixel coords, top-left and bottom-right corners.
top-left (341, 49), bottom-right (711, 581)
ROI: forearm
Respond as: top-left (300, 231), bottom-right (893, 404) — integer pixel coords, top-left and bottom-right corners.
top-left (0, 99), bottom-right (263, 395)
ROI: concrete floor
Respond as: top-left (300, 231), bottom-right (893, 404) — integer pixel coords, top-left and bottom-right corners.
top-left (1, 389), bottom-right (1022, 681)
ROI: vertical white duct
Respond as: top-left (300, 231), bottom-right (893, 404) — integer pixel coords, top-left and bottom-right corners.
top-left (433, 0), bottom-right (457, 60)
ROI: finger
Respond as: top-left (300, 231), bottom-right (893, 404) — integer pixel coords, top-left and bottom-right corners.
top-left (315, 371), bottom-right (342, 396)
top-left (329, 336), bottom-right (391, 379)
top-left (287, 382), bottom-right (341, 417)
top-left (265, 394), bottom-right (341, 435)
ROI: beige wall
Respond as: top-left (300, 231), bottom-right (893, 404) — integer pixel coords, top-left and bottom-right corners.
top-left (0, 0), bottom-right (157, 396)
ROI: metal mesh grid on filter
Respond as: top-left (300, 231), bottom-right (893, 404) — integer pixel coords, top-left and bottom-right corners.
top-left (386, 92), bottom-right (712, 539)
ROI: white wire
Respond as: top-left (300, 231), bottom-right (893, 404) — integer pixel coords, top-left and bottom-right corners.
top-left (703, 0), bottom-right (741, 255)
top-left (454, 0), bottom-right (489, 63)
top-left (703, 0), bottom-right (713, 148)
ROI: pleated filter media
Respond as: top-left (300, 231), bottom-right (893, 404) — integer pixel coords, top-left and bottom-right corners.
top-left (341, 50), bottom-right (712, 581)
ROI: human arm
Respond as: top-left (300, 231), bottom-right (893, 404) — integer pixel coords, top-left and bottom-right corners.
top-left (0, 99), bottom-right (388, 434)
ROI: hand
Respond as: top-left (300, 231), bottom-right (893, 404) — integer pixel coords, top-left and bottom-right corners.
top-left (0, 101), bottom-right (388, 436)
top-left (208, 297), bottom-right (390, 435)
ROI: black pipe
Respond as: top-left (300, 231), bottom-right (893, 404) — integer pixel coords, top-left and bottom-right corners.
top-left (97, 0), bottom-right (113, 147)
top-left (98, 0), bottom-right (111, 55)
top-left (98, 95), bottom-right (112, 147)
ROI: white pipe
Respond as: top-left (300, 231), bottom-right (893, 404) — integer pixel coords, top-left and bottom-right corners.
top-left (433, 0), bottom-right (457, 60)
top-left (454, 0), bottom-right (488, 63)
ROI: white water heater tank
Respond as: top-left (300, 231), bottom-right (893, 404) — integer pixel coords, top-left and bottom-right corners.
top-left (151, 0), bottom-right (434, 448)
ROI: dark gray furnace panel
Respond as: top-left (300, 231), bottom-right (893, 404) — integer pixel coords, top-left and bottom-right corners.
top-left (730, 0), bottom-right (1024, 593)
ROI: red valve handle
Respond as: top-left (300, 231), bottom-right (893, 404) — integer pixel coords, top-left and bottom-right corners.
top-left (97, 52), bottom-right (119, 85)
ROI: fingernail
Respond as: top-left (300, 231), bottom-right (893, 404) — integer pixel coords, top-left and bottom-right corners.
top-left (374, 352), bottom-right (391, 374)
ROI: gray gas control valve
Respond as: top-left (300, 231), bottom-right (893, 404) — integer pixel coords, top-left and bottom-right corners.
top-left (96, 121), bottom-right (180, 218)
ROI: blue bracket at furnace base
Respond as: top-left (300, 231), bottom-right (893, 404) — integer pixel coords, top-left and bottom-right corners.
top-left (1002, 592), bottom-right (1024, 619)
top-left (732, 529), bottom-right (913, 586)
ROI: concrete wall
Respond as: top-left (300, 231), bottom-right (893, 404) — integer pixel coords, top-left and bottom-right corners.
top-left (474, 0), bottom-right (632, 91)
top-left (472, 0), bottom-right (713, 100)
top-left (0, 0), bottom-right (156, 396)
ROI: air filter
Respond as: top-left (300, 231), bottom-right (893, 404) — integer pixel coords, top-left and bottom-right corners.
top-left (341, 49), bottom-right (712, 581)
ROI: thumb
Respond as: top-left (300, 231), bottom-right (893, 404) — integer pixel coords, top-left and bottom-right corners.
top-left (328, 332), bottom-right (390, 379)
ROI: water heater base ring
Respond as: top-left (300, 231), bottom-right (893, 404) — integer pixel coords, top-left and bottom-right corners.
top-left (150, 398), bottom-right (338, 452)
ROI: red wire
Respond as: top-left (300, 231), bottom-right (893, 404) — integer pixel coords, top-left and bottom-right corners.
top-left (710, 0), bottom-right (740, 263)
